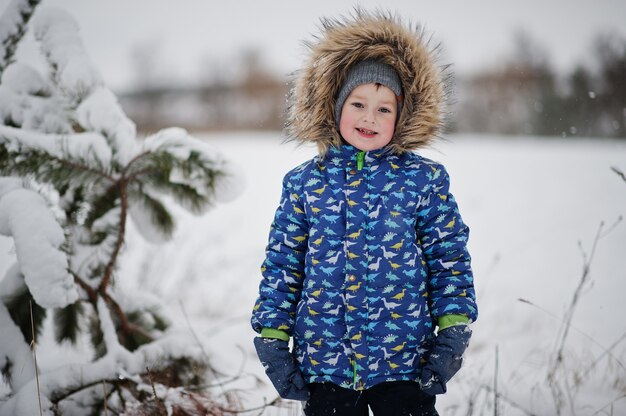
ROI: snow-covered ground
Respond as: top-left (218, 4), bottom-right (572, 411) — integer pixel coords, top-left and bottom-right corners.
top-left (2, 133), bottom-right (626, 415)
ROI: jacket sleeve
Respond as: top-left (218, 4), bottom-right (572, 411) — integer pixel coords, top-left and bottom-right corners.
top-left (416, 164), bottom-right (478, 323)
top-left (251, 168), bottom-right (309, 335)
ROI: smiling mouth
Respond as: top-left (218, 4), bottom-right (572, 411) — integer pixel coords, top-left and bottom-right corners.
top-left (356, 127), bottom-right (377, 136)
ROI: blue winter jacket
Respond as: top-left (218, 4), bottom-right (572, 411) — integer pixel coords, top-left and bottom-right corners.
top-left (252, 144), bottom-right (477, 390)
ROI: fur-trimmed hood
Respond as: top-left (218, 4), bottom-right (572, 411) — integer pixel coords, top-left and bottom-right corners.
top-left (285, 10), bottom-right (447, 156)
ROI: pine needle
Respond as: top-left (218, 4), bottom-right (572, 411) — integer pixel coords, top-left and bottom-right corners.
top-left (30, 300), bottom-right (43, 416)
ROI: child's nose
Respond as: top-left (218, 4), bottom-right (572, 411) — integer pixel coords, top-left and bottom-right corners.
top-left (363, 108), bottom-right (376, 123)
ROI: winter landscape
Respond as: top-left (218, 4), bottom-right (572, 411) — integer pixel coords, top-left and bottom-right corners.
top-left (117, 133), bottom-right (626, 415)
top-left (1, 1), bottom-right (626, 415)
top-left (4, 131), bottom-right (625, 414)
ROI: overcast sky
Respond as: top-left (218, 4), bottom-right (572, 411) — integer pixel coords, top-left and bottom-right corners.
top-left (5, 0), bottom-right (626, 92)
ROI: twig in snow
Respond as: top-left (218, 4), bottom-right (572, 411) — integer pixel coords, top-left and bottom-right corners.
top-left (479, 384), bottom-right (538, 416)
top-left (518, 298), bottom-right (626, 373)
top-left (494, 345), bottom-right (499, 416)
top-left (591, 394), bottom-right (626, 415)
top-left (190, 346), bottom-right (249, 390)
top-left (551, 221), bottom-right (604, 373)
top-left (146, 367), bottom-right (167, 416)
top-left (30, 300), bottom-right (43, 416)
top-left (611, 166), bottom-right (626, 183)
top-left (102, 381), bottom-right (109, 416)
top-left (580, 331), bottom-right (626, 379)
top-left (544, 217), bottom-right (622, 414)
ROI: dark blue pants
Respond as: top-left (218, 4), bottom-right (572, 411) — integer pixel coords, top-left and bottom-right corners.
top-left (303, 381), bottom-right (438, 416)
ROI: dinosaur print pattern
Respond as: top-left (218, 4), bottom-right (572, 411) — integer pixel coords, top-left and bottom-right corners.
top-left (251, 145), bottom-right (477, 390)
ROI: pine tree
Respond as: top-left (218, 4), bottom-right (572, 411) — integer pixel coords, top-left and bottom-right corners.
top-left (0, 3), bottom-right (236, 413)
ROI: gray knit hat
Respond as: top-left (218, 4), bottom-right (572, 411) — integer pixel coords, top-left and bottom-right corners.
top-left (334, 59), bottom-right (403, 125)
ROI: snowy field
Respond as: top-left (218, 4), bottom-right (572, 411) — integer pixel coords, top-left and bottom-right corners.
top-left (2, 132), bottom-right (626, 415)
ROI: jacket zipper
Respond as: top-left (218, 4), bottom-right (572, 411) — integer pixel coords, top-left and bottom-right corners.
top-left (356, 151), bottom-right (365, 170)
top-left (353, 150), bottom-right (365, 388)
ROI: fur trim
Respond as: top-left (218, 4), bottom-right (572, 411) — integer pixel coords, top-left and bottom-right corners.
top-left (285, 9), bottom-right (448, 156)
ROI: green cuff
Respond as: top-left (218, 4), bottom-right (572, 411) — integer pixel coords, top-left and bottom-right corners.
top-left (437, 314), bottom-right (470, 330)
top-left (261, 327), bottom-right (290, 341)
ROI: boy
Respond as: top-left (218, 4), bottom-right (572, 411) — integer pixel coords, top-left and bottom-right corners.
top-left (251, 10), bottom-right (477, 416)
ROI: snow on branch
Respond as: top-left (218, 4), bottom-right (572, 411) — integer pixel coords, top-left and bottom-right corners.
top-left (0, 0), bottom-right (41, 74)
top-left (126, 127), bottom-right (242, 242)
top-left (32, 7), bottom-right (138, 165)
top-left (0, 178), bottom-right (77, 308)
top-left (142, 127), bottom-right (242, 205)
top-left (32, 7), bottom-right (102, 101)
top-left (75, 86), bottom-right (138, 166)
top-left (0, 124), bottom-right (112, 170)
top-left (0, 63), bottom-right (72, 134)
top-left (0, 283), bottom-right (36, 392)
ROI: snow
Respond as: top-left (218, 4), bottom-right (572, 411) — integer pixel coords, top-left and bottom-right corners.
top-left (142, 127), bottom-right (244, 205)
top-left (0, 266), bottom-right (36, 391)
top-left (0, 62), bottom-right (50, 95)
top-left (0, 125), bottom-right (113, 167)
top-left (0, 63), bottom-right (72, 134)
top-left (1, 133), bottom-right (625, 414)
top-left (32, 7), bottom-right (103, 101)
top-left (0, 0), bottom-right (37, 66)
top-left (0, 178), bottom-right (78, 309)
top-left (74, 86), bottom-right (137, 165)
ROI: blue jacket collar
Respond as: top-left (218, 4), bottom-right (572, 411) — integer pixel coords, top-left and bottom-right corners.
top-left (323, 144), bottom-right (393, 169)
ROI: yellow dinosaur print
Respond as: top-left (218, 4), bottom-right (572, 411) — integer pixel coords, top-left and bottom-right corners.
top-left (348, 178), bottom-right (363, 187)
top-left (390, 239), bottom-right (405, 250)
top-left (292, 204), bottom-right (305, 215)
top-left (311, 288), bottom-right (324, 297)
top-left (292, 234), bottom-right (307, 243)
top-left (347, 282), bottom-right (362, 292)
top-left (312, 235), bottom-right (324, 246)
top-left (389, 260), bottom-right (401, 270)
top-left (347, 229), bottom-right (363, 239)
top-left (444, 217), bottom-right (456, 229)
top-left (392, 342), bottom-right (407, 352)
top-left (312, 185), bottom-right (327, 195)
top-left (391, 289), bottom-right (406, 300)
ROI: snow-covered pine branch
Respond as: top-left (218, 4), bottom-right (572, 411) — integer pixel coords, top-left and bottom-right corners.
top-left (0, 0), bottom-right (41, 74)
top-left (0, 178), bottom-right (77, 308)
top-left (0, 4), bottom-right (239, 413)
top-left (0, 63), bottom-right (71, 134)
top-left (127, 127), bottom-right (233, 241)
top-left (33, 7), bottom-right (138, 166)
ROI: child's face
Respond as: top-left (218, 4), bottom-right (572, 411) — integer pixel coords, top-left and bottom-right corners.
top-left (338, 83), bottom-right (397, 152)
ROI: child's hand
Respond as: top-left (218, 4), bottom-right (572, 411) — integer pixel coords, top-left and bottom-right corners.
top-left (418, 325), bottom-right (472, 395)
top-left (253, 337), bottom-right (310, 401)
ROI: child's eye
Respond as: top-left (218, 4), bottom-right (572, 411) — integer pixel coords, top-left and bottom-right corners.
top-left (379, 107), bottom-right (393, 114)
top-left (351, 102), bottom-right (364, 109)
